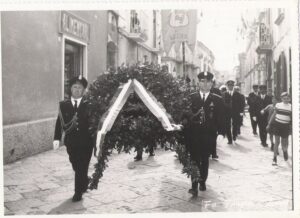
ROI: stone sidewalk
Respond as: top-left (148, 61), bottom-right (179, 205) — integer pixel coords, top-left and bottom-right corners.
top-left (3, 114), bottom-right (293, 215)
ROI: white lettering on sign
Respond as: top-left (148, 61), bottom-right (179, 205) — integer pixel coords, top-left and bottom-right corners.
top-left (61, 11), bottom-right (90, 42)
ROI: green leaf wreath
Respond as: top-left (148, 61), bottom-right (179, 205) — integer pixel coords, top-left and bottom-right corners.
top-left (86, 64), bottom-right (201, 190)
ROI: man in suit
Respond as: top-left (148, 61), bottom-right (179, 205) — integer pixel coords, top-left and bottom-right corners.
top-left (223, 80), bottom-right (244, 144)
top-left (53, 75), bottom-right (94, 202)
top-left (210, 79), bottom-right (222, 160)
top-left (182, 71), bottom-right (225, 197)
top-left (247, 85), bottom-right (260, 135)
top-left (256, 85), bottom-right (272, 147)
top-left (233, 86), bottom-right (246, 135)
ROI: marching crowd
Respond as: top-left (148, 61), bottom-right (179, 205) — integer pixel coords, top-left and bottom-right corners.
top-left (52, 71), bottom-right (292, 201)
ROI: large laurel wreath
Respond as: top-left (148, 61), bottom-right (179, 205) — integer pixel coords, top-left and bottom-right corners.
top-left (86, 64), bottom-right (201, 190)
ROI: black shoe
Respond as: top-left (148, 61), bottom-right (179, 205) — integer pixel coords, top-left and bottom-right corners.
top-left (149, 152), bottom-right (155, 157)
top-left (272, 157), bottom-right (277, 166)
top-left (199, 182), bottom-right (206, 191)
top-left (227, 141), bottom-right (232, 145)
top-left (283, 151), bottom-right (288, 161)
top-left (134, 156), bottom-right (142, 161)
top-left (72, 192), bottom-right (82, 202)
top-left (261, 143), bottom-right (268, 147)
top-left (212, 154), bottom-right (219, 160)
top-left (188, 188), bottom-right (198, 197)
top-left (253, 132), bottom-right (258, 135)
top-left (233, 136), bottom-right (236, 141)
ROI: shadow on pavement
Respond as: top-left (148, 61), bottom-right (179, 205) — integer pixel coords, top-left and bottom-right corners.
top-left (228, 142), bottom-right (252, 153)
top-left (209, 160), bottom-right (236, 173)
top-left (158, 177), bottom-right (225, 212)
top-left (47, 199), bottom-right (87, 214)
top-left (215, 147), bottom-right (232, 157)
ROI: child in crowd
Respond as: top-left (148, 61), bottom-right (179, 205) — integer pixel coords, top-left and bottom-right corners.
top-left (266, 92), bottom-right (292, 166)
top-left (261, 96), bottom-right (276, 151)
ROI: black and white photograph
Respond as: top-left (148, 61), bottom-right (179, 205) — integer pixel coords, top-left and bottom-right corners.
top-left (1, 0), bottom-right (299, 217)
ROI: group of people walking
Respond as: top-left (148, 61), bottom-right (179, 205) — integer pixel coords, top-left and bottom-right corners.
top-left (247, 85), bottom-right (292, 166)
top-left (52, 71), bottom-right (292, 201)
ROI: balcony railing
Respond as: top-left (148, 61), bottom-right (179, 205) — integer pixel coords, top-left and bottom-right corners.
top-left (127, 21), bottom-right (148, 43)
top-left (256, 44), bottom-right (272, 54)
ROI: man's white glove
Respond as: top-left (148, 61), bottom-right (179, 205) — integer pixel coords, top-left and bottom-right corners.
top-left (260, 110), bottom-right (265, 115)
top-left (252, 116), bottom-right (257, 121)
top-left (240, 113), bottom-right (243, 116)
top-left (171, 124), bottom-right (183, 131)
top-left (53, 140), bottom-right (60, 150)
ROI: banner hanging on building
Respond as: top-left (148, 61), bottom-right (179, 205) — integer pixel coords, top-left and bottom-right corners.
top-left (161, 10), bottom-right (197, 54)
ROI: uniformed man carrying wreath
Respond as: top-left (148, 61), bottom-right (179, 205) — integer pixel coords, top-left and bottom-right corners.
top-left (53, 75), bottom-right (94, 202)
top-left (181, 71), bottom-right (225, 197)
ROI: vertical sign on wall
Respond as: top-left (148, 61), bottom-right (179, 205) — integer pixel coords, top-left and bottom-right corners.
top-left (161, 10), bottom-right (197, 54)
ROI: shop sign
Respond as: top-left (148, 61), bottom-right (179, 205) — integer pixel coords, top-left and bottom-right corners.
top-left (60, 11), bottom-right (90, 42)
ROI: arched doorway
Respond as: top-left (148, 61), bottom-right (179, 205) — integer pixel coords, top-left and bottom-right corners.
top-left (275, 52), bottom-right (287, 99)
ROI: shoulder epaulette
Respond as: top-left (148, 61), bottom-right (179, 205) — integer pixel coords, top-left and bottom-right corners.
top-left (211, 93), bottom-right (222, 99)
top-left (189, 92), bottom-right (198, 96)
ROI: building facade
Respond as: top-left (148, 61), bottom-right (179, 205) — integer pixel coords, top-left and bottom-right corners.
top-left (161, 39), bottom-right (215, 89)
top-left (240, 8), bottom-right (292, 98)
top-left (2, 11), bottom-right (108, 163)
top-left (117, 10), bottom-right (160, 67)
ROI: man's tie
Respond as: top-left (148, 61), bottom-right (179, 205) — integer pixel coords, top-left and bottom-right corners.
top-left (202, 93), bottom-right (205, 103)
top-left (74, 100), bottom-right (78, 111)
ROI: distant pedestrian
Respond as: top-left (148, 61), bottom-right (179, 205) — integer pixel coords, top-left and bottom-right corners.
top-left (219, 85), bottom-right (227, 97)
top-left (260, 96), bottom-right (277, 150)
top-left (247, 85), bottom-right (260, 135)
top-left (267, 92), bottom-right (292, 166)
top-left (233, 86), bottom-right (245, 135)
top-left (223, 80), bottom-right (244, 144)
top-left (53, 75), bottom-right (94, 202)
top-left (181, 71), bottom-right (225, 197)
top-left (256, 85), bottom-right (272, 147)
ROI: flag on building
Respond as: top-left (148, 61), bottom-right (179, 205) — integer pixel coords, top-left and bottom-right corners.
top-left (161, 10), bottom-right (197, 54)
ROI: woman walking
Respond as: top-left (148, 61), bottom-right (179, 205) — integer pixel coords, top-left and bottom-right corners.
top-left (266, 92), bottom-right (292, 166)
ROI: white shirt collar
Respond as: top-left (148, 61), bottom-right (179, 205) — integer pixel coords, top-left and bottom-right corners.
top-left (199, 91), bottom-right (210, 101)
top-left (71, 97), bottom-right (82, 106)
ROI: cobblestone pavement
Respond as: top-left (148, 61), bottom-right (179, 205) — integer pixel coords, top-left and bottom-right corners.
top-left (3, 114), bottom-right (294, 215)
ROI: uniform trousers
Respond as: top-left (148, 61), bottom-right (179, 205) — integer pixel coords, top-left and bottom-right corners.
top-left (258, 115), bottom-right (268, 145)
top-left (191, 156), bottom-right (209, 189)
top-left (225, 114), bottom-right (239, 142)
top-left (66, 143), bottom-right (93, 194)
top-left (249, 112), bottom-right (258, 133)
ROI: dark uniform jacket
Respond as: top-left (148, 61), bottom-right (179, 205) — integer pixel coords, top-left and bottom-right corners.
top-left (182, 92), bottom-right (225, 160)
top-left (223, 91), bottom-right (244, 116)
top-left (256, 95), bottom-right (272, 121)
top-left (210, 87), bottom-right (222, 97)
top-left (54, 99), bottom-right (94, 148)
top-left (247, 92), bottom-right (260, 116)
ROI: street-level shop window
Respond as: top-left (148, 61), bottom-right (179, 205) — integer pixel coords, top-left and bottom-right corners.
top-left (64, 40), bottom-right (83, 99)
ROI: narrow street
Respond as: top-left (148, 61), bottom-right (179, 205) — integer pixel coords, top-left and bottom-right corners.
top-left (4, 114), bottom-right (293, 215)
